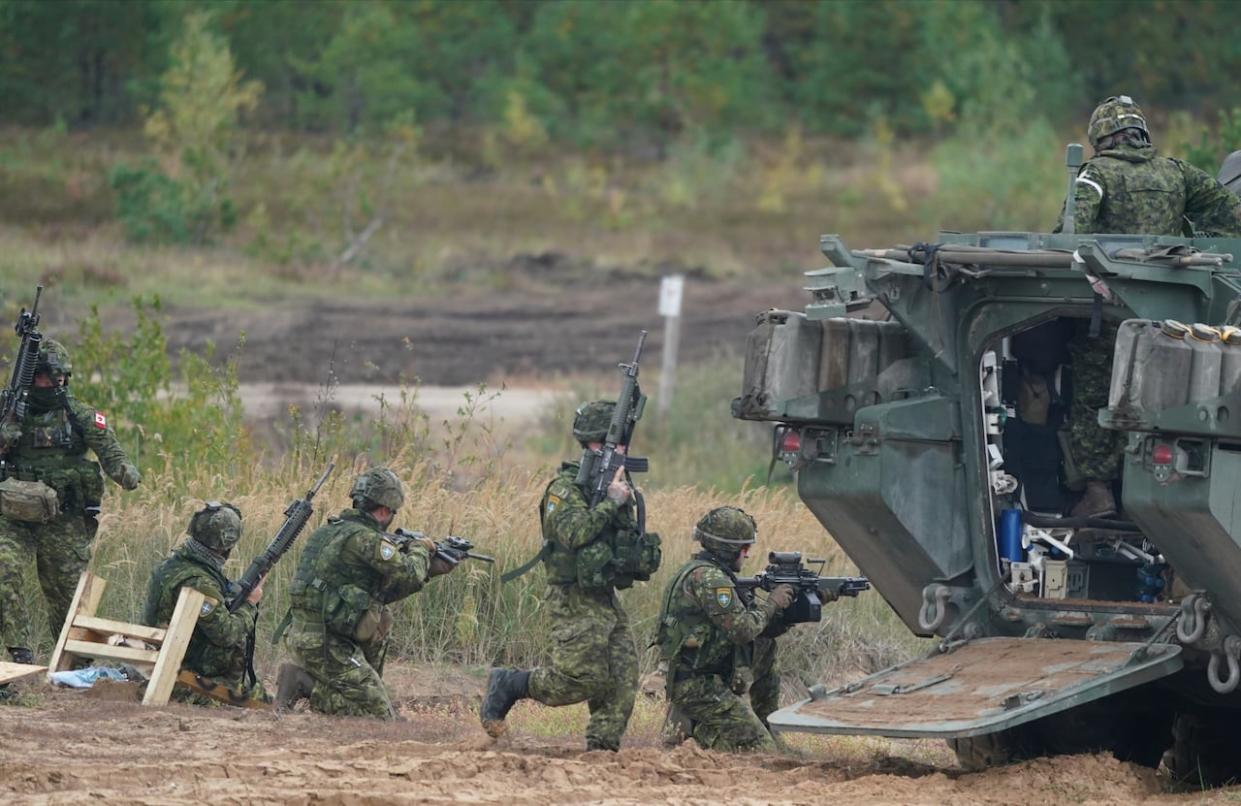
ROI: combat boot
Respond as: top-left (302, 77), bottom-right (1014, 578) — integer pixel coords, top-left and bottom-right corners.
top-left (7, 646), bottom-right (34, 665)
top-left (1071, 480), bottom-right (1117, 519)
top-left (480, 667), bottom-right (531, 738)
top-left (274, 662), bottom-right (314, 712)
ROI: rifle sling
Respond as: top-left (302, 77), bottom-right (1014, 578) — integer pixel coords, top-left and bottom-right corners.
top-left (501, 541), bottom-right (550, 583)
top-left (271, 608), bottom-right (293, 645)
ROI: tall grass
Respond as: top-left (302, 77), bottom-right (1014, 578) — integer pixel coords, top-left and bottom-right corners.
top-left (68, 458), bottom-right (916, 685)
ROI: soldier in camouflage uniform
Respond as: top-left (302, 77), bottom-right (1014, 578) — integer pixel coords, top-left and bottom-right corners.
top-left (142, 502), bottom-right (267, 704)
top-left (481, 400), bottom-right (661, 751)
top-left (655, 507), bottom-right (795, 752)
top-left (1057, 96), bottom-right (1241, 517)
top-left (275, 467), bottom-right (454, 719)
top-left (0, 339), bottom-right (139, 663)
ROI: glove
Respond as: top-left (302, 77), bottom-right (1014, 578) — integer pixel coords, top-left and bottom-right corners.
top-left (0, 420), bottom-right (21, 447)
top-left (767, 584), bottom-right (796, 611)
top-left (119, 463), bottom-right (141, 491)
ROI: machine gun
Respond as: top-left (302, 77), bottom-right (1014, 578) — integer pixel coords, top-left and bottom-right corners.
top-left (736, 551), bottom-right (869, 626)
top-left (228, 462), bottom-right (334, 613)
top-left (390, 529), bottom-right (495, 567)
top-left (575, 330), bottom-right (650, 512)
top-left (0, 285), bottom-right (44, 474)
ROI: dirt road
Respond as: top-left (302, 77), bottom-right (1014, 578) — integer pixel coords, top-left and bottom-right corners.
top-left (156, 273), bottom-right (807, 385)
top-left (1, 686), bottom-right (1229, 804)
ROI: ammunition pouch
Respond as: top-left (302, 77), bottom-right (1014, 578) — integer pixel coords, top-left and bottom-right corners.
top-left (575, 539), bottom-right (615, 591)
top-left (321, 583), bottom-right (372, 638)
top-left (0, 478), bottom-right (59, 523)
top-left (353, 604), bottom-right (393, 644)
top-left (615, 529), bottom-right (662, 582)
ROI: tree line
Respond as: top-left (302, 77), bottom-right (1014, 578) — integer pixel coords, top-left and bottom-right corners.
top-left (2, 0), bottom-right (1237, 147)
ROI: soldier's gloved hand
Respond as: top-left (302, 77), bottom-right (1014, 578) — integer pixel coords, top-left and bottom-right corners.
top-left (428, 556), bottom-right (455, 577)
top-left (768, 584), bottom-right (796, 611)
top-left (0, 420), bottom-right (21, 446)
top-left (119, 463), bottom-right (141, 490)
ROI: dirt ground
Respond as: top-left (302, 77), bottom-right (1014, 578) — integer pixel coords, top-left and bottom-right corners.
top-left (150, 264), bottom-right (808, 385)
top-left (2, 670), bottom-right (1234, 805)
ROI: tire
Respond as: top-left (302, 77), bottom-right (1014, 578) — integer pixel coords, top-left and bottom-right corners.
top-left (1164, 713), bottom-right (1241, 786)
top-left (949, 725), bottom-right (1040, 771)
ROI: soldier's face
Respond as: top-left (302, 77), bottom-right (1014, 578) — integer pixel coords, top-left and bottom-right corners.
top-left (34, 372), bottom-right (60, 388)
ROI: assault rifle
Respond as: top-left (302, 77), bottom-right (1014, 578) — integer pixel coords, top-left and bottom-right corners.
top-left (228, 462), bottom-right (334, 613)
top-left (0, 285), bottom-right (44, 474)
top-left (390, 529), bottom-right (495, 567)
top-left (575, 330), bottom-right (649, 514)
top-left (736, 551), bottom-right (869, 626)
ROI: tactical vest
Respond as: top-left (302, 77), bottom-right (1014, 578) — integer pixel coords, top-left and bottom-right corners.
top-left (9, 405), bottom-right (103, 512)
top-left (538, 466), bottom-right (661, 590)
top-left (656, 557), bottom-right (738, 677)
top-left (288, 512), bottom-right (385, 637)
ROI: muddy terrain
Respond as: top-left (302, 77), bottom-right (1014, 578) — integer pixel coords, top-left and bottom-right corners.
top-left (1, 678), bottom-right (1232, 805)
top-left (153, 267), bottom-right (807, 385)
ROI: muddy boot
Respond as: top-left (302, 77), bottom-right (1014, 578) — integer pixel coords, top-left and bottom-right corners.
top-left (1070, 480), bottom-right (1116, 518)
top-left (274, 662), bottom-right (314, 712)
top-left (7, 646), bottom-right (34, 665)
top-left (480, 667), bottom-right (530, 738)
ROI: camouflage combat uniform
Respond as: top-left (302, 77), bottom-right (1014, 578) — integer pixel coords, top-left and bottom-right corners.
top-left (283, 508), bottom-right (430, 718)
top-left (0, 367), bottom-right (138, 652)
top-left (142, 524), bottom-right (266, 703)
top-left (657, 554), bottom-right (784, 752)
top-left (1056, 98), bottom-right (1241, 495)
top-left (481, 400), bottom-right (660, 748)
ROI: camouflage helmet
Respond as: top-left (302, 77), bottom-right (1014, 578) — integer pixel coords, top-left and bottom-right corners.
top-left (694, 506), bottom-right (757, 557)
top-left (188, 501), bottom-right (243, 552)
top-left (36, 339), bottom-right (72, 382)
top-left (1088, 95), bottom-right (1150, 146)
top-left (350, 466), bottom-right (405, 511)
top-left (572, 400), bottom-right (615, 444)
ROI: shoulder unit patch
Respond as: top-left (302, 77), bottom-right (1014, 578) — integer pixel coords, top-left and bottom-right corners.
top-left (715, 587), bottom-right (734, 609)
top-left (378, 538), bottom-right (398, 562)
top-left (94, 411), bottom-right (107, 429)
top-left (200, 600), bottom-right (215, 617)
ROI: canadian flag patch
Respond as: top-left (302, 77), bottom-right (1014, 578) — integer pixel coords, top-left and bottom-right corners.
top-left (94, 411), bottom-right (107, 430)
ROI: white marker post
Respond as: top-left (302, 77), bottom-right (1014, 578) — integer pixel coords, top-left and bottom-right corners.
top-left (657, 274), bottom-right (684, 417)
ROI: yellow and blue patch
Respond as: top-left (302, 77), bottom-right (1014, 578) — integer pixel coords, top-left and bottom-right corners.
top-left (715, 587), bottom-right (734, 609)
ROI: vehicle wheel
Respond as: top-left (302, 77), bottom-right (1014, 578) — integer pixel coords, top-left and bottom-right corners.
top-left (949, 726), bottom-right (1039, 771)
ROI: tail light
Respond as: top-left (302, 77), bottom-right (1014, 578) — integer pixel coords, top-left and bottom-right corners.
top-left (1151, 443), bottom-right (1174, 466)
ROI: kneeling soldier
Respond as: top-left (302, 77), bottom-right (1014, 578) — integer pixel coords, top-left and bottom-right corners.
top-left (655, 506), bottom-right (794, 751)
top-left (142, 501), bottom-right (267, 704)
top-left (276, 467), bottom-right (454, 718)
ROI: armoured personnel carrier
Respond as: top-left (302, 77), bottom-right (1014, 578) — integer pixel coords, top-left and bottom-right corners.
top-left (734, 153), bottom-right (1241, 780)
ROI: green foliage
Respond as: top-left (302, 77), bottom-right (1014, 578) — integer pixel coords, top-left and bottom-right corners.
top-left (1184, 108), bottom-right (1241, 174)
top-left (108, 161), bottom-right (215, 245)
top-left (4, 0), bottom-right (1241, 150)
top-left (68, 298), bottom-right (250, 483)
top-left (120, 11), bottom-right (260, 244)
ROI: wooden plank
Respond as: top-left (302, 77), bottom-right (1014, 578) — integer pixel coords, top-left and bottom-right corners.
top-left (142, 587), bottom-right (204, 706)
top-left (0, 661), bottom-right (48, 685)
top-left (63, 640), bottom-right (160, 665)
top-left (48, 572), bottom-right (107, 675)
top-left (73, 616), bottom-right (165, 643)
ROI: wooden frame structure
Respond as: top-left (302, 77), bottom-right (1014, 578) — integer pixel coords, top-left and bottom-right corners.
top-left (48, 571), bottom-right (205, 706)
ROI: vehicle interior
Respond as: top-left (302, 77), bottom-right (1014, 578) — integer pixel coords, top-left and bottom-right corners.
top-left (980, 315), bottom-right (1179, 606)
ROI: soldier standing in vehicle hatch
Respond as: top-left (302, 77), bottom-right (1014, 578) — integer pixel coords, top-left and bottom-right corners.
top-left (1056, 96), bottom-right (1241, 517)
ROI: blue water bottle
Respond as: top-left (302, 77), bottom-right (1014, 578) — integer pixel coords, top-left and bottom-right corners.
top-left (998, 509), bottom-right (1024, 563)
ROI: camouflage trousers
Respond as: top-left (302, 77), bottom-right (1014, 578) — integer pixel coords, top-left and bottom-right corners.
top-left (528, 585), bottom-right (638, 751)
top-left (286, 620), bottom-right (394, 719)
top-left (1068, 322), bottom-right (1123, 483)
top-left (665, 637), bottom-right (779, 752)
top-left (0, 511), bottom-right (93, 651)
